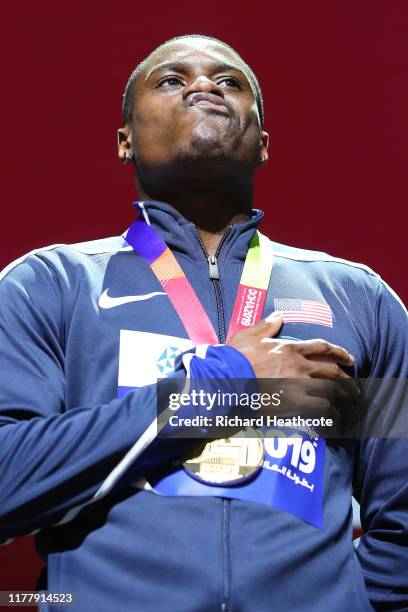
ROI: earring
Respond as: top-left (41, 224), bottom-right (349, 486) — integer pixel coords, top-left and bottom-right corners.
top-left (123, 153), bottom-right (134, 164)
top-left (260, 155), bottom-right (266, 164)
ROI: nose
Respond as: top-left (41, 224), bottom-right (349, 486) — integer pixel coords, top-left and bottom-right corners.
top-left (182, 75), bottom-right (225, 101)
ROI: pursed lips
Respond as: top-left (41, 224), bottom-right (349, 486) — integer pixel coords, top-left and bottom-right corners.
top-left (187, 92), bottom-right (230, 115)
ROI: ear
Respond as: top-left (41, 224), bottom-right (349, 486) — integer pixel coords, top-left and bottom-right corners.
top-left (259, 130), bottom-right (269, 166)
top-left (117, 125), bottom-right (133, 163)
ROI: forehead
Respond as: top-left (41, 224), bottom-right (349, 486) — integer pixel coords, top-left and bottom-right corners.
top-left (141, 38), bottom-right (250, 79)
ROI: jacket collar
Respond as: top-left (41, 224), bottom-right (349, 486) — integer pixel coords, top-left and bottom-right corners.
top-left (127, 200), bottom-right (264, 263)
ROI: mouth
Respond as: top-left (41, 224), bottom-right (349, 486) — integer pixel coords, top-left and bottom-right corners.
top-left (187, 93), bottom-right (230, 116)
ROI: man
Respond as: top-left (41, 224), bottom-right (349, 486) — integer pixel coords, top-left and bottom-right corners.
top-left (0, 34), bottom-right (407, 611)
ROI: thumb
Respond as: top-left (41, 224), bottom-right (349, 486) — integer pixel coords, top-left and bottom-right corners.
top-left (252, 312), bottom-right (284, 337)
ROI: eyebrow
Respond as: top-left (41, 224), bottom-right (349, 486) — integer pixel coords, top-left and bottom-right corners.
top-left (145, 60), bottom-right (248, 81)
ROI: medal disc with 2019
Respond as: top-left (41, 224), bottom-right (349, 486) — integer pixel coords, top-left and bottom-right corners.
top-left (120, 201), bottom-right (325, 528)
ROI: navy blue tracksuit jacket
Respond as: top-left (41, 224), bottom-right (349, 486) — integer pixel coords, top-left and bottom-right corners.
top-left (0, 201), bottom-right (407, 611)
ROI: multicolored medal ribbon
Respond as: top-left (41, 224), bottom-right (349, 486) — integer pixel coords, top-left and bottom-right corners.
top-left (125, 214), bottom-right (217, 345)
top-left (125, 202), bottom-right (273, 486)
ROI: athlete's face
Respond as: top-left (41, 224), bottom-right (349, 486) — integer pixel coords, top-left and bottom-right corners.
top-left (118, 38), bottom-right (269, 169)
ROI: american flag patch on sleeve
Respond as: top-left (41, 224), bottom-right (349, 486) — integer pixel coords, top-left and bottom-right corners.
top-left (273, 298), bottom-right (333, 327)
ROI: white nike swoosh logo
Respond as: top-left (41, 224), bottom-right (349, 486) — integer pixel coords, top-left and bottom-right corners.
top-left (98, 289), bottom-right (167, 309)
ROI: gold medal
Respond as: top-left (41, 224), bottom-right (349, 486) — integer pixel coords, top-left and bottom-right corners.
top-left (182, 428), bottom-right (264, 486)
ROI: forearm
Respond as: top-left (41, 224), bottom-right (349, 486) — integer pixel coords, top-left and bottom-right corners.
top-left (0, 377), bottom-right (190, 541)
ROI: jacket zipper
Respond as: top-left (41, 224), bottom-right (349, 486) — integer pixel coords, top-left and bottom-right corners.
top-left (195, 228), bottom-right (230, 343)
top-left (195, 228), bottom-right (232, 612)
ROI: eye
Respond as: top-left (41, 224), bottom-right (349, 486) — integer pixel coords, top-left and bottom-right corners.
top-left (157, 76), bottom-right (184, 88)
top-left (218, 77), bottom-right (242, 89)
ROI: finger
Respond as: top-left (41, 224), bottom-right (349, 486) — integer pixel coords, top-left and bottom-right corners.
top-left (252, 313), bottom-right (284, 337)
top-left (299, 339), bottom-right (355, 366)
top-left (309, 361), bottom-right (352, 379)
top-left (306, 378), bottom-right (360, 402)
top-left (227, 314), bottom-right (282, 345)
top-left (301, 396), bottom-right (333, 415)
top-left (278, 394), bottom-right (334, 418)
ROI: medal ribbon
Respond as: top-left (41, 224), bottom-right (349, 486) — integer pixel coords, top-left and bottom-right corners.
top-left (125, 202), bottom-right (273, 344)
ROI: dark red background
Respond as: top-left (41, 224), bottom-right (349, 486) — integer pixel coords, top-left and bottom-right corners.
top-left (1, 0), bottom-right (407, 594)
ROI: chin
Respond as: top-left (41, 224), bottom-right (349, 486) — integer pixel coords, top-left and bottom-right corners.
top-left (185, 121), bottom-right (230, 155)
top-left (177, 137), bottom-right (228, 164)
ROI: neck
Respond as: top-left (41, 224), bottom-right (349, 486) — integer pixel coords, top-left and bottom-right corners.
top-left (194, 209), bottom-right (251, 255)
top-left (136, 160), bottom-right (254, 254)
